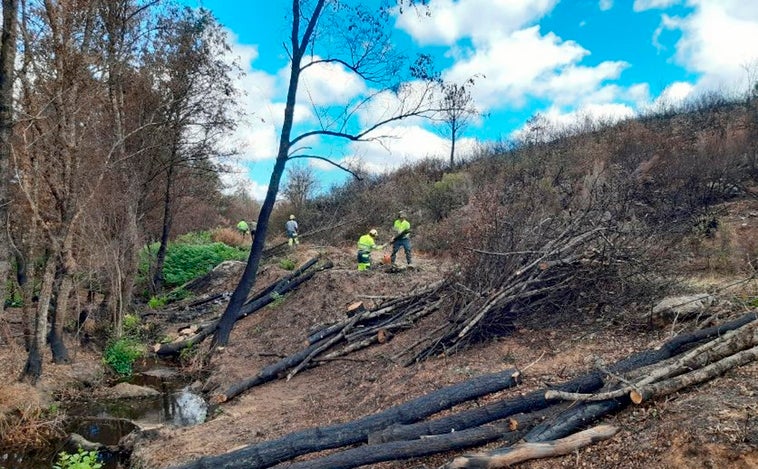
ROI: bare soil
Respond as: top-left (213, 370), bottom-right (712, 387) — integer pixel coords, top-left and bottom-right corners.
top-left (2, 205), bottom-right (758, 469)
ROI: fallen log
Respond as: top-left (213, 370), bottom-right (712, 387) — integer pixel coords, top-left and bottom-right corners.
top-left (372, 311), bottom-right (757, 444)
top-left (170, 368), bottom-right (522, 469)
top-left (444, 424), bottom-right (618, 469)
top-left (630, 344), bottom-right (758, 404)
top-left (213, 337), bottom-right (333, 403)
top-left (154, 320), bottom-right (219, 356)
top-left (545, 319), bottom-right (758, 403)
top-left (153, 259), bottom-right (331, 356)
top-left (283, 409), bottom-right (558, 469)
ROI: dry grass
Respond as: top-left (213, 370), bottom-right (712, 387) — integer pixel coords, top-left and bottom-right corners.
top-left (212, 227), bottom-right (251, 248)
top-left (0, 383), bottom-right (65, 451)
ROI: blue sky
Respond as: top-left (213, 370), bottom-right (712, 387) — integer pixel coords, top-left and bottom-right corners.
top-left (181, 0), bottom-right (758, 200)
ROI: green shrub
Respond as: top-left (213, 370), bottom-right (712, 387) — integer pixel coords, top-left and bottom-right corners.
top-left (147, 296), bottom-right (167, 309)
top-left (175, 230), bottom-right (213, 245)
top-left (278, 258), bottom-right (296, 270)
top-left (139, 239), bottom-right (248, 290)
top-left (423, 172), bottom-right (471, 221)
top-left (268, 291), bottom-right (285, 308)
top-left (103, 338), bottom-right (144, 377)
top-left (54, 448), bottom-right (102, 469)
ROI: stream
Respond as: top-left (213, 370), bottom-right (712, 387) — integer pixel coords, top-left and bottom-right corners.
top-left (2, 362), bottom-right (208, 469)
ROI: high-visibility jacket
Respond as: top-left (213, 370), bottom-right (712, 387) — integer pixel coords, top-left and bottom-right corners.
top-left (357, 234), bottom-right (379, 252)
top-left (237, 220), bottom-right (249, 232)
top-left (393, 219), bottom-right (410, 238)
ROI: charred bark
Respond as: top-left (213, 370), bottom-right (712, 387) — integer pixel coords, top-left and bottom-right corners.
top-left (153, 259), bottom-right (331, 356)
top-left (171, 368), bottom-right (521, 469)
top-left (285, 410), bottom-right (556, 469)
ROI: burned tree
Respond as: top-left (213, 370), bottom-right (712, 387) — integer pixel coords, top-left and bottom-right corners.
top-left (213, 0), bottom-right (445, 347)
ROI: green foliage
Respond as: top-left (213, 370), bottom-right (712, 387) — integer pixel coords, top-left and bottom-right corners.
top-left (103, 338), bottom-right (144, 377)
top-left (148, 296), bottom-right (167, 309)
top-left (53, 448), bottom-right (102, 469)
top-left (179, 344), bottom-right (197, 363)
top-left (3, 287), bottom-right (23, 308)
top-left (139, 236), bottom-right (248, 290)
top-left (268, 291), bottom-right (285, 308)
top-left (423, 172), bottom-right (470, 221)
top-left (278, 258), bottom-right (296, 270)
top-left (175, 230), bottom-right (213, 245)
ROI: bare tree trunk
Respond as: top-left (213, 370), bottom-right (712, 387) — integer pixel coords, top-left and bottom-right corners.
top-left (152, 162), bottom-right (174, 293)
top-left (449, 126), bottom-right (456, 168)
top-left (49, 271), bottom-right (73, 363)
top-left (21, 253), bottom-right (57, 383)
top-left (0, 0), bottom-right (19, 317)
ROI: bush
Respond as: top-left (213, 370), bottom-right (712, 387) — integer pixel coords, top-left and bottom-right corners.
top-left (103, 338), bottom-right (144, 377)
top-left (54, 448), bottom-right (102, 469)
top-left (278, 258), bottom-right (296, 270)
top-left (139, 238), bottom-right (248, 290)
top-left (212, 226), bottom-right (250, 248)
top-left (423, 172), bottom-right (471, 221)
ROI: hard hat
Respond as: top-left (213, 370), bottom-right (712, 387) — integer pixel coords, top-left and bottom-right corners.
top-left (369, 228), bottom-right (378, 237)
top-left (398, 210), bottom-right (406, 217)
top-left (289, 214), bottom-right (295, 220)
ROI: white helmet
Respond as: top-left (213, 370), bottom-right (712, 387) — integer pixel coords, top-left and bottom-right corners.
top-left (289, 214), bottom-right (295, 220)
top-left (369, 228), bottom-right (378, 237)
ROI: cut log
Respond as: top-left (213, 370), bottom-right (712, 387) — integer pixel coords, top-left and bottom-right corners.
top-left (630, 344), bottom-right (758, 404)
top-left (545, 319), bottom-right (758, 403)
top-left (346, 301), bottom-right (366, 317)
top-left (444, 425), bottom-right (618, 469)
top-left (154, 320), bottom-right (219, 355)
top-left (373, 311), bottom-right (757, 444)
top-left (285, 410), bottom-right (558, 469)
top-left (170, 368), bottom-right (521, 469)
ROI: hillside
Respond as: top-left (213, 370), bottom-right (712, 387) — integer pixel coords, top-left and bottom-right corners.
top-left (126, 200), bottom-right (758, 468)
top-left (2, 98), bottom-right (758, 469)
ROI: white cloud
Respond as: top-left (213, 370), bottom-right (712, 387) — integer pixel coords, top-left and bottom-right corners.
top-left (443, 26), bottom-right (629, 111)
top-left (297, 57), bottom-right (367, 106)
top-left (643, 1), bottom-right (758, 95)
top-left (633, 0), bottom-right (682, 12)
top-left (340, 124), bottom-right (478, 173)
top-left (670, 1), bottom-right (758, 93)
top-left (220, 161), bottom-right (269, 200)
top-left (599, 0), bottom-right (614, 11)
top-left (395, 0), bottom-right (558, 45)
top-left (649, 81), bottom-right (695, 111)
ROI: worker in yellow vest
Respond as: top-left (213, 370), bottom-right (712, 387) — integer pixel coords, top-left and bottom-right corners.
top-left (357, 229), bottom-right (386, 271)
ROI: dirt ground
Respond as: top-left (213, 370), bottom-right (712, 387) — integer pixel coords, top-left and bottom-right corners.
top-left (129, 235), bottom-right (757, 469)
top-left (2, 206), bottom-right (758, 468)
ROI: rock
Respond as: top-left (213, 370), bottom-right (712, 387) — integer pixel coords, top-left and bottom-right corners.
top-left (140, 367), bottom-right (179, 380)
top-left (102, 382), bottom-right (161, 399)
top-left (651, 294), bottom-right (714, 326)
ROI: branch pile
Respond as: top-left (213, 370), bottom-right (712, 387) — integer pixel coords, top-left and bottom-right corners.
top-left (153, 257), bottom-right (332, 356)
top-left (405, 220), bottom-right (632, 363)
top-left (213, 280), bottom-right (447, 403)
top-left (170, 312), bottom-right (756, 469)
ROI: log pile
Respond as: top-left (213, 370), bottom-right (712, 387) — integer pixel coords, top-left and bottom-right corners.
top-left (170, 311), bottom-right (757, 469)
top-left (212, 279), bottom-right (447, 403)
top-left (152, 257), bottom-right (332, 356)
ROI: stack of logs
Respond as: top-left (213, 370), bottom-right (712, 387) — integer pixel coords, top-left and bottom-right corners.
top-left (171, 311), bottom-right (757, 469)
